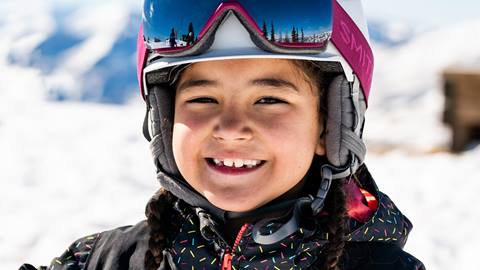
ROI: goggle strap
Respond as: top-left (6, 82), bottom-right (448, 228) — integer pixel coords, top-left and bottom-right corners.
top-left (331, 0), bottom-right (373, 102)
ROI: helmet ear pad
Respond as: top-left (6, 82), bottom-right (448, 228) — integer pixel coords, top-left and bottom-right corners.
top-left (324, 75), bottom-right (367, 168)
top-left (147, 84), bottom-right (181, 176)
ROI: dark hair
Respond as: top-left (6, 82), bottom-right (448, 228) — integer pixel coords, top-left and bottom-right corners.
top-left (318, 177), bottom-right (347, 270)
top-left (144, 188), bottom-right (175, 269)
top-left (144, 60), bottom-right (347, 270)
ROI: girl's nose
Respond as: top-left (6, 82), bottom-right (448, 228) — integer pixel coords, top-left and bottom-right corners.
top-left (212, 109), bottom-right (253, 142)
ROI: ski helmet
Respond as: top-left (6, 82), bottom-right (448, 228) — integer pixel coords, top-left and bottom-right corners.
top-left (137, 0), bottom-right (373, 243)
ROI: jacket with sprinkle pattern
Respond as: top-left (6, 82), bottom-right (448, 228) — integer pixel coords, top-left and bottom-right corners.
top-left (19, 166), bottom-right (425, 270)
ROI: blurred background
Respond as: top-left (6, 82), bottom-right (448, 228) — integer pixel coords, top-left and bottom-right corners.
top-left (1, 0), bottom-right (479, 269)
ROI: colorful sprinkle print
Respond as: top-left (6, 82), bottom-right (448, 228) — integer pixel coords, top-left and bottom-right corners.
top-left (168, 213), bottom-right (328, 270)
top-left (46, 233), bottom-right (99, 270)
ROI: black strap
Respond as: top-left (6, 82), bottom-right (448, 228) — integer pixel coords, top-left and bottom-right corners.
top-left (19, 264), bottom-right (46, 270)
top-left (251, 166), bottom-right (338, 245)
top-left (143, 98), bottom-right (152, 142)
top-left (252, 197), bottom-right (314, 245)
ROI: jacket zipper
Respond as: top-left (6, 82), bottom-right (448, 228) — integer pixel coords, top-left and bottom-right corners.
top-left (221, 224), bottom-right (249, 270)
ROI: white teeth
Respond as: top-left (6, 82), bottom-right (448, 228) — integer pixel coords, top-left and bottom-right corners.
top-left (211, 158), bottom-right (262, 168)
top-left (234, 159), bottom-right (244, 168)
top-left (223, 159), bottom-right (234, 167)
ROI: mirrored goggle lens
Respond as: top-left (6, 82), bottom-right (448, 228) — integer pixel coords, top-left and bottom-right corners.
top-left (142, 0), bottom-right (332, 52)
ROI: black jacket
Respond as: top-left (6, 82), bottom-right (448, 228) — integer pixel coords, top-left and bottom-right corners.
top-left (20, 167), bottom-right (425, 270)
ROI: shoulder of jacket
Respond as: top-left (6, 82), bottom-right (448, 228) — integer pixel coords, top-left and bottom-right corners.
top-left (44, 232), bottom-right (101, 270)
top-left (34, 221), bottom-right (149, 270)
top-left (19, 232), bottom-right (101, 270)
top-left (343, 242), bottom-right (426, 270)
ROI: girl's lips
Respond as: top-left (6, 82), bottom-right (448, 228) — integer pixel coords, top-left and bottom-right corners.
top-left (205, 158), bottom-right (266, 175)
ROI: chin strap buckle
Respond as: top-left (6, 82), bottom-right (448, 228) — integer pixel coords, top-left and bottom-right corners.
top-left (311, 167), bottom-right (333, 216)
top-left (311, 159), bottom-right (357, 216)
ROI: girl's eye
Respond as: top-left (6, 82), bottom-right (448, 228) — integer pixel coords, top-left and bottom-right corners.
top-left (187, 97), bottom-right (218, 104)
top-left (255, 97), bottom-right (287, 104)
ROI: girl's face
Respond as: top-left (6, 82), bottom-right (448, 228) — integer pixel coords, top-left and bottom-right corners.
top-left (173, 59), bottom-right (325, 212)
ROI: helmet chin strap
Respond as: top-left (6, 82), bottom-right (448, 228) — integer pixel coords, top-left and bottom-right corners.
top-left (251, 157), bottom-right (355, 245)
top-left (143, 98), bottom-right (152, 142)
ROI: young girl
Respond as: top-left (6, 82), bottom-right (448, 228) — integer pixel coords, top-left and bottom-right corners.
top-left (21, 0), bottom-right (425, 269)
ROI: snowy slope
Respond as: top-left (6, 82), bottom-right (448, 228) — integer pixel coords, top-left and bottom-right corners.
top-left (365, 19), bottom-right (480, 270)
top-left (1, 1), bottom-right (480, 270)
top-left (0, 2), bottom-right (156, 267)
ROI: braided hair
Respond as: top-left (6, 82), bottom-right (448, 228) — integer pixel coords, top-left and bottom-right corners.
top-left (144, 188), bottom-right (175, 269)
top-left (319, 178), bottom-right (348, 270)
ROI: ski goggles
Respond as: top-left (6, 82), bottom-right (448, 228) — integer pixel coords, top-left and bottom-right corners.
top-left (138, 0), bottom-right (374, 103)
top-left (142, 0), bottom-right (333, 55)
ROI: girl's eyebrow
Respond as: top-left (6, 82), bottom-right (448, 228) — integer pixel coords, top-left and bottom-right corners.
top-left (177, 77), bottom-right (299, 93)
top-left (177, 79), bottom-right (218, 92)
top-left (249, 78), bottom-right (299, 93)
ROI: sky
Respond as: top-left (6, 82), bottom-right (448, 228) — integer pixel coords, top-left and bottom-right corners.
top-left (363, 0), bottom-right (480, 28)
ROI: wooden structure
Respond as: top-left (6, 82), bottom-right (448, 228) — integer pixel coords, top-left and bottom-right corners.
top-left (443, 68), bottom-right (480, 152)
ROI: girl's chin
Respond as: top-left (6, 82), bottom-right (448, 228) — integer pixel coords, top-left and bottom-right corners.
top-left (203, 192), bottom-right (268, 212)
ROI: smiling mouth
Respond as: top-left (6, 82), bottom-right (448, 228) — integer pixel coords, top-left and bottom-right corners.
top-left (205, 158), bottom-right (266, 174)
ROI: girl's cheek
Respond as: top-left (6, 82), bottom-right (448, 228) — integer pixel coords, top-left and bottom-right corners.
top-left (176, 104), bottom-right (218, 128)
top-left (172, 123), bottom-right (191, 160)
top-left (173, 112), bottom-right (214, 159)
top-left (250, 110), bottom-right (300, 134)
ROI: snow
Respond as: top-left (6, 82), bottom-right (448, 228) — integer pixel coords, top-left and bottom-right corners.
top-left (362, 19), bottom-right (480, 269)
top-left (1, 2), bottom-right (480, 270)
top-left (0, 64), bottom-right (157, 267)
top-left (44, 3), bottom-right (131, 101)
top-left (367, 148), bottom-right (480, 269)
top-left (0, 1), bottom-right (55, 65)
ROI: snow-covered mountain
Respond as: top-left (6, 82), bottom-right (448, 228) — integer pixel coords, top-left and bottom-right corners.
top-left (368, 20), bottom-right (414, 47)
top-left (7, 3), bottom-right (141, 104)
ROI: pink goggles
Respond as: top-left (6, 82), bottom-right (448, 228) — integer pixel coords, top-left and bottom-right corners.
top-left (137, 0), bottom-right (374, 102)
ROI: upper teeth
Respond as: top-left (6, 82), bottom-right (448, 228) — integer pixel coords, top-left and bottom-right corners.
top-left (213, 158), bottom-right (262, 168)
